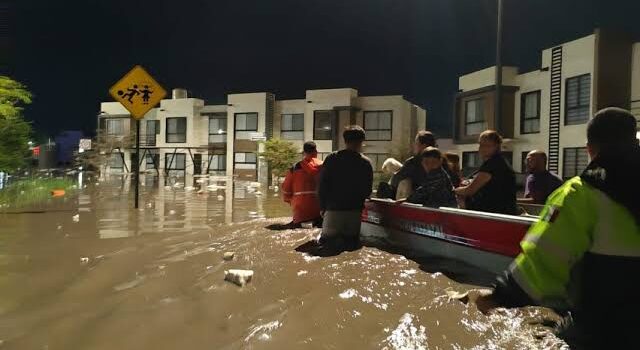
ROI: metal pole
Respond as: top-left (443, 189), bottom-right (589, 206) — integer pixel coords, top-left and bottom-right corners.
top-left (495, 0), bottom-right (504, 130)
top-left (134, 119), bottom-right (140, 209)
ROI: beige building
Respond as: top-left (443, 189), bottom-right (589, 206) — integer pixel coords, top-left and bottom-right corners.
top-left (446, 29), bottom-right (640, 180)
top-left (98, 88), bottom-right (426, 183)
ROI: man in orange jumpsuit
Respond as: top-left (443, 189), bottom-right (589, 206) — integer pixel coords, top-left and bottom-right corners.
top-left (281, 141), bottom-right (323, 228)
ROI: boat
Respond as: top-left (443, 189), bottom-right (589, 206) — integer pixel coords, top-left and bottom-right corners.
top-left (360, 198), bottom-right (539, 274)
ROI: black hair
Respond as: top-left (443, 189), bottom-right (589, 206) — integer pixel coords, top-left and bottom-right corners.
top-left (415, 131), bottom-right (436, 147)
top-left (588, 107), bottom-right (637, 149)
top-left (343, 125), bottom-right (365, 144)
top-left (303, 141), bottom-right (317, 154)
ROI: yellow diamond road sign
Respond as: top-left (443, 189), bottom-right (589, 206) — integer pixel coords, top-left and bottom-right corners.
top-left (109, 65), bottom-right (167, 119)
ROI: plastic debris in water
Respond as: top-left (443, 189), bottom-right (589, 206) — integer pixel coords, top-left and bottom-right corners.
top-left (217, 195), bottom-right (224, 201)
top-left (223, 252), bottom-right (235, 261)
top-left (184, 186), bottom-right (195, 191)
top-left (224, 269), bottom-right (254, 286)
top-left (72, 214), bottom-right (80, 223)
top-left (80, 257), bottom-right (89, 264)
top-left (254, 191), bottom-right (262, 196)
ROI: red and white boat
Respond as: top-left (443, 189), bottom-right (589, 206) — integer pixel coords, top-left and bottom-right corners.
top-left (360, 199), bottom-right (538, 274)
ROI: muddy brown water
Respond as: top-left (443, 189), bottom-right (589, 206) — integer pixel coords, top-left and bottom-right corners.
top-left (0, 174), bottom-right (568, 349)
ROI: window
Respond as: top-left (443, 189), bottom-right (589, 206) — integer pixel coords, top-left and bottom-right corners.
top-left (565, 74), bottom-right (591, 125)
top-left (144, 120), bottom-right (159, 146)
top-left (465, 99), bottom-right (486, 136)
top-left (281, 114), bottom-right (304, 140)
top-left (235, 113), bottom-right (258, 140)
top-left (562, 147), bottom-right (589, 179)
top-left (364, 111), bottom-right (393, 141)
top-left (166, 117), bottom-right (187, 143)
top-left (109, 152), bottom-right (124, 169)
top-left (105, 119), bottom-right (124, 136)
top-left (208, 154), bottom-right (226, 171)
top-left (521, 91), bottom-right (541, 134)
top-left (234, 152), bottom-right (257, 170)
top-left (462, 151), bottom-right (482, 177)
top-left (314, 110), bottom-right (334, 140)
top-left (364, 153), bottom-right (389, 172)
top-left (165, 153), bottom-right (186, 171)
top-left (145, 152), bottom-right (159, 170)
top-left (209, 115), bottom-right (227, 143)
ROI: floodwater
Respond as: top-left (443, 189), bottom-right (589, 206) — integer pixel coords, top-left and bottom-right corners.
top-left (0, 174), bottom-right (568, 349)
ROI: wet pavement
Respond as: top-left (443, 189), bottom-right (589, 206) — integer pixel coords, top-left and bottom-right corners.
top-left (0, 174), bottom-right (568, 349)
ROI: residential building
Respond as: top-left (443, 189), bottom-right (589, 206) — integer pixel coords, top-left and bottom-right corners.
top-left (98, 88), bottom-right (426, 182)
top-left (448, 29), bottom-right (640, 180)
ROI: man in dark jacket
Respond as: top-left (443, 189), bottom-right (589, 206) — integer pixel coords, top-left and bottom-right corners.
top-left (391, 131), bottom-right (436, 192)
top-left (318, 125), bottom-right (373, 246)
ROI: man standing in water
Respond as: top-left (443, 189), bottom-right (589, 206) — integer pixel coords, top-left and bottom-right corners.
top-left (281, 141), bottom-right (323, 228)
top-left (318, 126), bottom-right (373, 247)
top-left (477, 108), bottom-right (640, 349)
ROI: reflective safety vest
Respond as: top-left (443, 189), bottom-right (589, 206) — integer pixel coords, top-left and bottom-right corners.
top-left (510, 176), bottom-right (640, 342)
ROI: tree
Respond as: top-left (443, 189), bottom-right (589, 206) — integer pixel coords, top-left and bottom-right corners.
top-left (260, 138), bottom-right (300, 182)
top-left (0, 76), bottom-right (33, 173)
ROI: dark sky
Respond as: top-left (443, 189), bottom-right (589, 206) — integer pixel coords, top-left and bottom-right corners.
top-left (3, 0), bottom-right (640, 138)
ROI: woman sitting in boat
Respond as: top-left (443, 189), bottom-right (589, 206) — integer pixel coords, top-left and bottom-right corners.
top-left (454, 130), bottom-right (517, 215)
top-left (399, 147), bottom-right (457, 209)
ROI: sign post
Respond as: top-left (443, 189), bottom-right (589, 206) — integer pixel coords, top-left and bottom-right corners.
top-left (109, 65), bottom-right (166, 208)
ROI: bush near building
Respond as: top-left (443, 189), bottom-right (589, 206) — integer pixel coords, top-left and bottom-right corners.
top-left (0, 76), bottom-right (33, 174)
top-left (260, 138), bottom-right (300, 183)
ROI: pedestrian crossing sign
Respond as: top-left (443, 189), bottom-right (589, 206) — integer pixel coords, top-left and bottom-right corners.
top-left (109, 65), bottom-right (167, 119)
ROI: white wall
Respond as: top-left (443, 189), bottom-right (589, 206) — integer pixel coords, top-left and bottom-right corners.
top-left (459, 66), bottom-right (519, 91)
top-left (226, 93), bottom-right (268, 176)
top-left (357, 95), bottom-right (407, 155)
top-left (274, 99), bottom-right (306, 151)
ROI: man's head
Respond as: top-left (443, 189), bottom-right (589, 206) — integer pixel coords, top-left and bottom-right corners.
top-left (478, 130), bottom-right (503, 160)
top-left (303, 141), bottom-right (317, 157)
top-left (413, 131), bottom-right (437, 155)
top-left (526, 150), bottom-right (547, 173)
top-left (343, 125), bottom-right (366, 152)
top-left (444, 152), bottom-right (460, 172)
top-left (587, 107), bottom-right (639, 159)
top-left (420, 147), bottom-right (443, 173)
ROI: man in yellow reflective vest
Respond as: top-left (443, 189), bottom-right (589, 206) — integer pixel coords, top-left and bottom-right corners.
top-left (478, 107), bottom-right (640, 348)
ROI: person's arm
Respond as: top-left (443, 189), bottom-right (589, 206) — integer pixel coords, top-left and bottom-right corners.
top-left (363, 161), bottom-right (374, 200)
top-left (281, 169), bottom-right (294, 204)
top-left (478, 181), bottom-right (595, 311)
top-left (454, 172), bottom-right (491, 197)
top-left (317, 156), bottom-right (332, 211)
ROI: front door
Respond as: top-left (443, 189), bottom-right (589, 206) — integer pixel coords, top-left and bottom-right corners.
top-left (193, 154), bottom-right (202, 175)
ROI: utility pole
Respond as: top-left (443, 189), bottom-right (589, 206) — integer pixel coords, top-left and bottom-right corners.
top-left (495, 0), bottom-right (504, 130)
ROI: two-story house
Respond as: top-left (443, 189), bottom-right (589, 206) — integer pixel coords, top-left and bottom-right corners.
top-left (448, 29), bottom-right (640, 180)
top-left (98, 88), bottom-right (426, 183)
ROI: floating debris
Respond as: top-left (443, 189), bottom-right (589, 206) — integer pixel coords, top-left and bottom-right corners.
top-left (224, 269), bottom-right (254, 286)
top-left (80, 257), bottom-right (89, 264)
top-left (223, 252), bottom-right (235, 261)
top-left (72, 214), bottom-right (80, 223)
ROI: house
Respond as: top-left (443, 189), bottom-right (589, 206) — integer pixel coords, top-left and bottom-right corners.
top-left (448, 29), bottom-right (640, 180)
top-left (98, 88), bottom-right (426, 183)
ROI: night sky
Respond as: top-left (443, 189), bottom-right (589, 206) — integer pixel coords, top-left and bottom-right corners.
top-left (3, 0), bottom-right (640, 138)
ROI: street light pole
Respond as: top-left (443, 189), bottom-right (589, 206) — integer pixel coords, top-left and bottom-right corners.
top-left (495, 0), bottom-right (504, 131)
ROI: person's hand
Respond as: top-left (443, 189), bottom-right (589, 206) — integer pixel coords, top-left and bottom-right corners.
top-left (454, 187), bottom-right (467, 196)
top-left (320, 211), bottom-right (326, 218)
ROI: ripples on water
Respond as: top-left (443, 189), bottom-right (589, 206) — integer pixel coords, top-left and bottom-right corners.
top-left (0, 174), bottom-right (568, 349)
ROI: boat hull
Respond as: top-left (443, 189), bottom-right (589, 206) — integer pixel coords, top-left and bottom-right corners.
top-left (360, 199), bottom-right (538, 274)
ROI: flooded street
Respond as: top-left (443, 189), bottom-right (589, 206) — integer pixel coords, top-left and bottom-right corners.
top-left (0, 175), bottom-right (567, 349)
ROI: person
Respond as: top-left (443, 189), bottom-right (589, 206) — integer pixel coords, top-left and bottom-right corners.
top-left (281, 141), bottom-right (323, 228)
top-left (475, 107), bottom-right (640, 349)
top-left (444, 152), bottom-right (463, 187)
top-left (318, 125), bottom-right (373, 247)
top-left (403, 147), bottom-right (457, 208)
top-left (391, 131), bottom-right (437, 193)
top-left (518, 150), bottom-right (563, 205)
top-left (376, 158), bottom-right (403, 199)
top-left (454, 130), bottom-right (517, 215)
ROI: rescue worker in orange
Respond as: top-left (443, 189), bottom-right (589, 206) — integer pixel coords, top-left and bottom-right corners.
top-left (281, 141), bottom-right (323, 228)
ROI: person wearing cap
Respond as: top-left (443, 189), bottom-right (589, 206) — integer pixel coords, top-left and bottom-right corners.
top-left (475, 107), bottom-right (640, 348)
top-left (318, 125), bottom-right (373, 247)
top-left (281, 141), bottom-right (323, 228)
